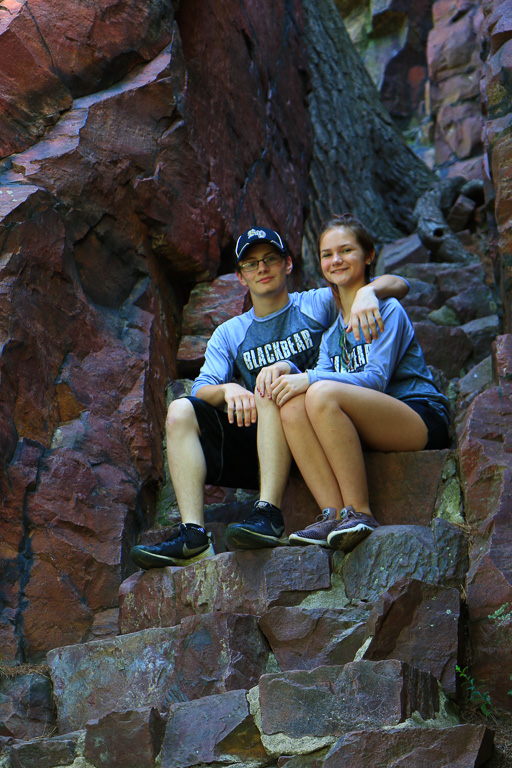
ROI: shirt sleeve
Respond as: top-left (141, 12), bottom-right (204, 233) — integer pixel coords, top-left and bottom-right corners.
top-left (191, 325), bottom-right (236, 396)
top-left (308, 301), bottom-right (412, 390)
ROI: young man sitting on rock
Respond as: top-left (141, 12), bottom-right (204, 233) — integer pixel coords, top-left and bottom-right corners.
top-left (130, 226), bottom-right (409, 569)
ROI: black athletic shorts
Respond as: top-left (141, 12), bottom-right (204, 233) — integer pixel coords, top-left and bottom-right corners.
top-left (187, 396), bottom-right (259, 489)
top-left (404, 398), bottom-right (450, 450)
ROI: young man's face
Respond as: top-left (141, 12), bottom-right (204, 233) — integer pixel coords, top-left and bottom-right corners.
top-left (236, 243), bottom-right (292, 297)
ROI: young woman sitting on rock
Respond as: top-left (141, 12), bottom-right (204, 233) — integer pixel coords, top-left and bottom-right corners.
top-left (261, 213), bottom-right (450, 552)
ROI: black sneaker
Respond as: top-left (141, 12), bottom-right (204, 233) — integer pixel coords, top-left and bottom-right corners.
top-left (225, 501), bottom-right (287, 550)
top-left (130, 524), bottom-right (215, 569)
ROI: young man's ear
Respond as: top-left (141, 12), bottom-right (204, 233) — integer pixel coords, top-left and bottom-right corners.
top-left (235, 269), bottom-right (248, 288)
top-left (285, 255), bottom-right (293, 275)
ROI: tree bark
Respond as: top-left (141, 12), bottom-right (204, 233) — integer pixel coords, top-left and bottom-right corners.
top-left (300, 0), bottom-right (435, 284)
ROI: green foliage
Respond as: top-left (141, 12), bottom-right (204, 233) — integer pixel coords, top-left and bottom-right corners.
top-left (488, 602), bottom-right (512, 624)
top-left (456, 665), bottom-right (493, 717)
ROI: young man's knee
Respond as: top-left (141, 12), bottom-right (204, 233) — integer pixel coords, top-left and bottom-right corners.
top-left (166, 397), bottom-right (199, 434)
top-left (255, 390), bottom-right (279, 415)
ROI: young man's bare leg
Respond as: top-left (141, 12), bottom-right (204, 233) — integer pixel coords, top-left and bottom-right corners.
top-left (255, 392), bottom-right (292, 509)
top-left (130, 398), bottom-right (214, 569)
top-left (166, 398), bottom-right (207, 526)
top-left (224, 393), bottom-right (290, 549)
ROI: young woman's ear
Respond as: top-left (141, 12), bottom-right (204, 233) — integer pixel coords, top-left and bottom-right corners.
top-left (366, 249), bottom-right (375, 265)
top-left (285, 255), bottom-right (293, 275)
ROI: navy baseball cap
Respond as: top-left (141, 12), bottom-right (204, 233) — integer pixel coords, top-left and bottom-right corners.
top-left (235, 227), bottom-right (286, 261)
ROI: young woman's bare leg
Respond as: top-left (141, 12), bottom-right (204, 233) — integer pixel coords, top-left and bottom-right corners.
top-left (280, 394), bottom-right (344, 512)
top-left (305, 381), bottom-right (428, 514)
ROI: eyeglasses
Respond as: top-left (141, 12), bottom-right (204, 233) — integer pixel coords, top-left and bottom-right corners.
top-left (238, 254), bottom-right (283, 273)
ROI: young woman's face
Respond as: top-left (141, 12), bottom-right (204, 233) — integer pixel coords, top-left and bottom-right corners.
top-left (319, 226), bottom-right (372, 290)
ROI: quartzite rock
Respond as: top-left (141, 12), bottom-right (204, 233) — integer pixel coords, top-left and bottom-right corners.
top-left (337, 520), bottom-right (468, 602)
top-left (252, 660), bottom-right (441, 756)
top-left (158, 690), bottom-right (267, 768)
top-left (48, 613), bottom-right (270, 731)
top-left (258, 605), bottom-right (370, 671)
top-left (362, 578), bottom-right (460, 697)
top-left (0, 0), bottom-right (312, 662)
top-left (323, 724), bottom-right (494, 768)
top-left (458, 336), bottom-right (512, 706)
top-left (282, 450), bottom-right (449, 533)
top-left (0, 0), bottom-right (174, 155)
top-left (119, 547), bottom-right (332, 634)
top-left (0, 672), bottom-right (55, 740)
top-left (84, 707), bottom-right (166, 768)
top-left (413, 321), bottom-right (474, 377)
top-left (8, 733), bottom-right (80, 768)
top-left (177, 274), bottom-right (248, 376)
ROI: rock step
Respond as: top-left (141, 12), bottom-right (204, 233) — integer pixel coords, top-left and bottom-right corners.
top-left (3, 520), bottom-right (482, 767)
top-left (282, 448), bottom-right (453, 533)
top-left (120, 519), bottom-right (467, 633)
top-left (45, 521), bottom-right (468, 733)
top-left (142, 448), bottom-right (455, 549)
top-left (4, 667), bottom-right (493, 768)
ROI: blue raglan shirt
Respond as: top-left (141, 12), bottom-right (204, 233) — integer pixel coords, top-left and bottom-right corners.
top-left (191, 288), bottom-right (337, 395)
top-left (307, 298), bottom-right (450, 421)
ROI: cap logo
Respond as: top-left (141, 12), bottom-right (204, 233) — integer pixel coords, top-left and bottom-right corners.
top-left (247, 228), bottom-right (267, 239)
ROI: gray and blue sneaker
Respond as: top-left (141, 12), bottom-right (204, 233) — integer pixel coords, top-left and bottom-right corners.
top-left (225, 500), bottom-right (286, 550)
top-left (326, 506), bottom-right (380, 552)
top-left (288, 507), bottom-right (338, 546)
top-left (130, 524), bottom-right (215, 569)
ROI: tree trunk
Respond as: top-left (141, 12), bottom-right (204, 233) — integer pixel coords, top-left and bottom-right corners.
top-left (300, 0), bottom-right (435, 284)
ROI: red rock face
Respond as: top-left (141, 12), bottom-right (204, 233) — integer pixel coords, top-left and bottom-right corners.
top-left (458, 335), bottom-right (512, 708)
top-left (0, 0), bottom-right (311, 662)
top-left (427, 0), bottom-right (484, 176)
top-left (0, 0), bottom-right (174, 157)
top-left (482, 1), bottom-right (512, 329)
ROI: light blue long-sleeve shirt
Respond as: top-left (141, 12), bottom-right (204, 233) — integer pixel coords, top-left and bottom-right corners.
top-left (305, 298), bottom-right (449, 421)
top-left (191, 288), bottom-right (337, 396)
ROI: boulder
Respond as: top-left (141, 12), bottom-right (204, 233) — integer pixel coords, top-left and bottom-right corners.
top-left (259, 605), bottom-right (370, 671)
top-left (119, 547), bottom-right (332, 634)
top-left (413, 321), bottom-right (473, 377)
top-left (8, 733), bottom-right (80, 768)
top-left (282, 451), bottom-right (450, 533)
top-left (157, 690), bottom-right (267, 768)
top-left (177, 274), bottom-right (248, 376)
top-left (457, 337), bottom-right (512, 706)
top-left (0, 672), bottom-right (55, 740)
top-left (337, 520), bottom-right (468, 602)
top-left (460, 314), bottom-right (501, 362)
top-left (251, 660), bottom-right (442, 756)
top-left (375, 234), bottom-right (430, 276)
top-left (48, 612), bottom-right (271, 731)
top-left (362, 578), bottom-right (460, 696)
top-left (84, 707), bottom-right (166, 768)
top-left (324, 724), bottom-right (494, 768)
